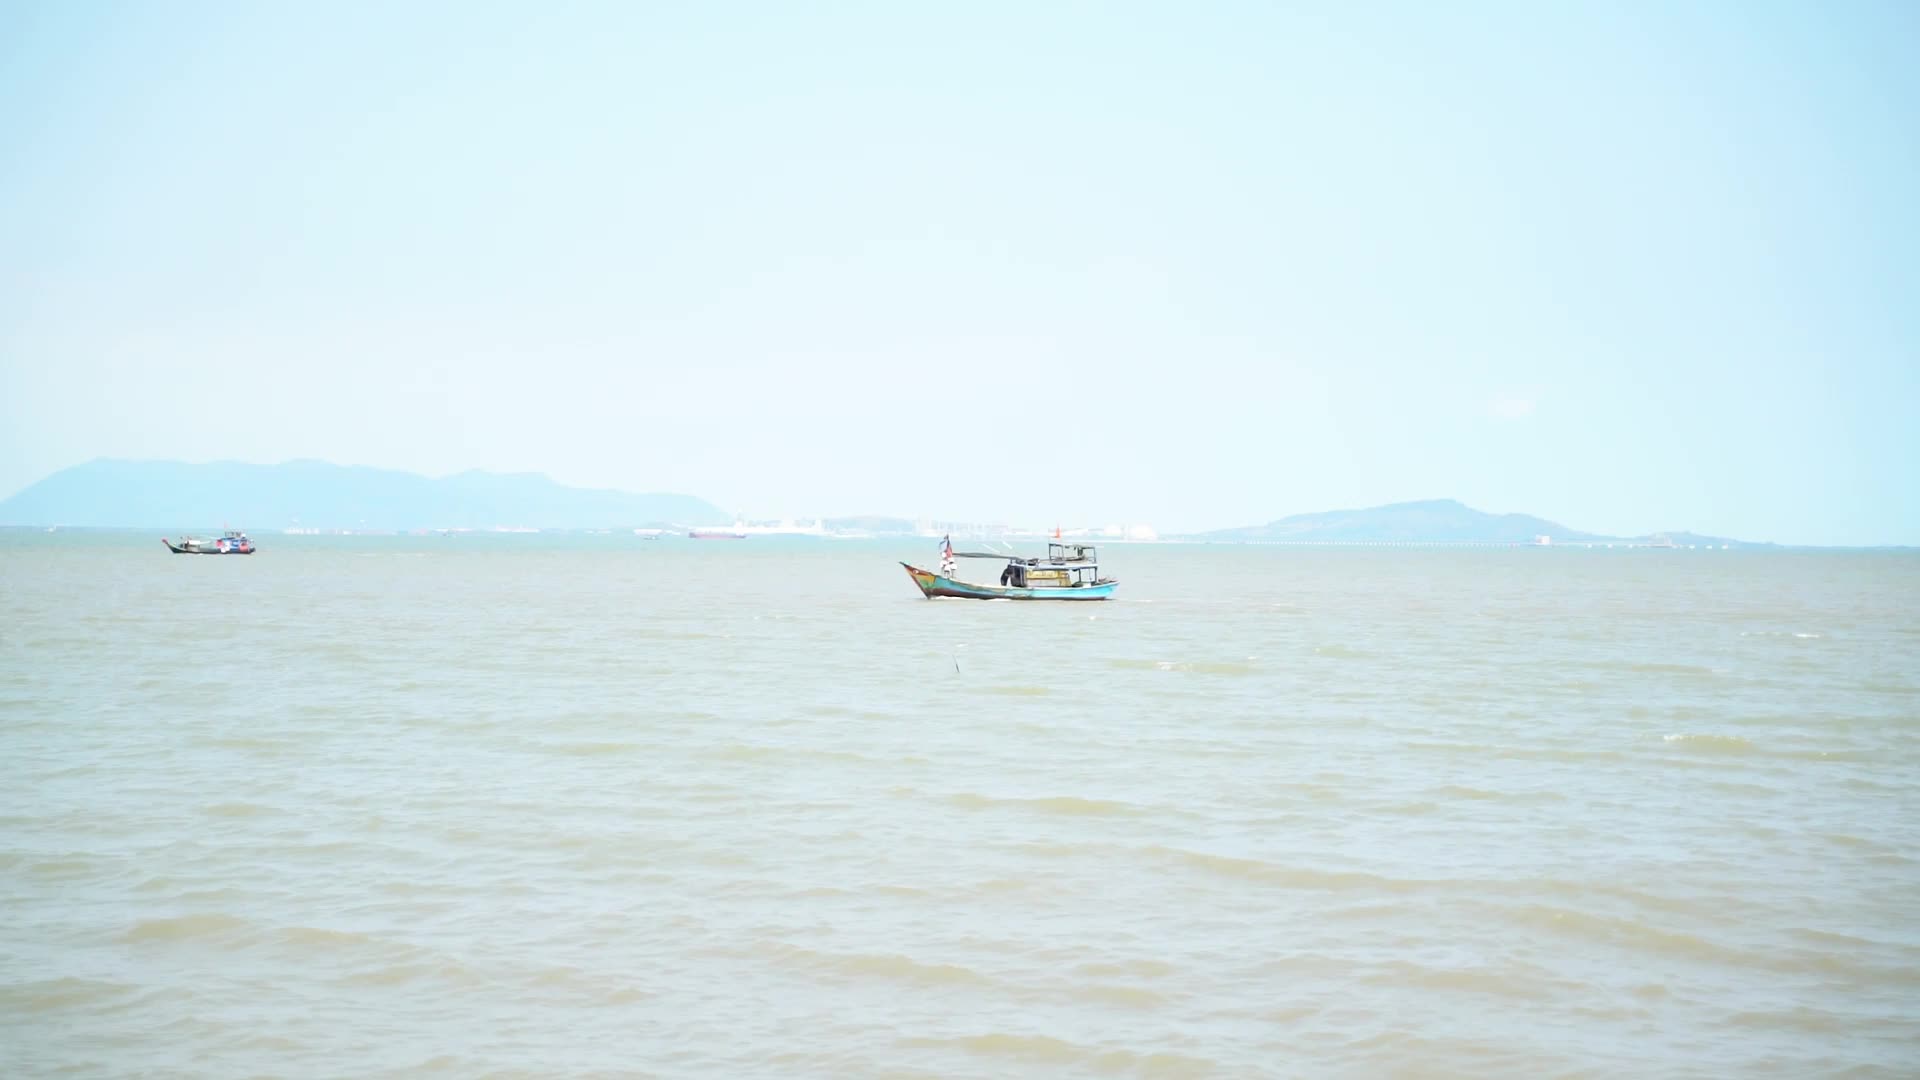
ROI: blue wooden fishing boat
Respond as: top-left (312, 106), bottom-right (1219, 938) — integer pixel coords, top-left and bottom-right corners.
top-left (902, 538), bottom-right (1117, 600)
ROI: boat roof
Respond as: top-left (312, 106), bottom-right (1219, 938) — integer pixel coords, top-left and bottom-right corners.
top-left (955, 552), bottom-right (1098, 566)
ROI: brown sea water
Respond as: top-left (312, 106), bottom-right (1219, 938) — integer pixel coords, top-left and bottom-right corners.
top-left (2, 534), bottom-right (1917, 1078)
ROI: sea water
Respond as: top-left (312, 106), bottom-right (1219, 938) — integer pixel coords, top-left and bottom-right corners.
top-left (2, 534), bottom-right (1916, 1077)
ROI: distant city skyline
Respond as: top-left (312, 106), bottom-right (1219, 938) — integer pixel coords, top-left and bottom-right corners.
top-left (2, 3), bottom-right (1915, 545)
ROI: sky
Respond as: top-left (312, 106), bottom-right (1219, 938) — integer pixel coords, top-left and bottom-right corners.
top-left (1, 2), bottom-right (1915, 544)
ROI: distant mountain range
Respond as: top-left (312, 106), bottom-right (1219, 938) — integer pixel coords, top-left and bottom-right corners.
top-left (0, 459), bottom-right (725, 530)
top-left (1187, 498), bottom-right (1764, 547)
top-left (0, 462), bottom-right (1815, 546)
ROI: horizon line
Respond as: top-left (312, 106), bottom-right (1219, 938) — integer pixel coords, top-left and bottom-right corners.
top-left (1, 456), bottom-right (1905, 548)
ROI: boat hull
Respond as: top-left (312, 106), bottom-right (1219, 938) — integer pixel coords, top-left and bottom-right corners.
top-left (902, 563), bottom-right (1115, 601)
top-left (163, 539), bottom-right (254, 554)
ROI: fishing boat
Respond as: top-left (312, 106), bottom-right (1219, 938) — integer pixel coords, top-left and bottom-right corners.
top-left (163, 530), bottom-right (255, 555)
top-left (902, 537), bottom-right (1117, 600)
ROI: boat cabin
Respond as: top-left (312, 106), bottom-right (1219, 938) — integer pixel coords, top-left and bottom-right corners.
top-left (995, 543), bottom-right (1106, 588)
top-left (1048, 542), bottom-right (1097, 564)
top-left (1003, 563), bottom-right (1106, 588)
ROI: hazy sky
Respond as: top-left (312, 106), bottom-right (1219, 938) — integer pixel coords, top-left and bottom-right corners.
top-left (2, 2), bottom-right (1915, 543)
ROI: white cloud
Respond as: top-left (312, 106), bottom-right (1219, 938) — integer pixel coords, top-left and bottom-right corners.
top-left (1487, 395), bottom-right (1537, 420)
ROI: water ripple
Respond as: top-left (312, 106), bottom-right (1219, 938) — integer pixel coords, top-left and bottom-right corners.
top-left (2, 539), bottom-right (1916, 1077)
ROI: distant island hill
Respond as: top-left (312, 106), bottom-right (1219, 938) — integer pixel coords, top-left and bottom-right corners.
top-left (0, 459), bottom-right (724, 533)
top-left (1189, 498), bottom-right (1765, 549)
top-left (0, 459), bottom-right (1777, 547)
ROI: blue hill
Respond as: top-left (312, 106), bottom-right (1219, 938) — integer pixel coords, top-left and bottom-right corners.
top-left (0, 459), bottom-right (725, 530)
top-left (1192, 498), bottom-right (1762, 546)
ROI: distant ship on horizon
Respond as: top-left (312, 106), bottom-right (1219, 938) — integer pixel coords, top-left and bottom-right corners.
top-left (689, 518), bottom-right (827, 539)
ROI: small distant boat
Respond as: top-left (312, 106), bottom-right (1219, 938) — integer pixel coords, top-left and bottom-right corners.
top-left (903, 537), bottom-right (1117, 600)
top-left (163, 530), bottom-right (255, 555)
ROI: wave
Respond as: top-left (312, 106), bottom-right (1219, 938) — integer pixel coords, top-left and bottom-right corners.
top-left (1507, 905), bottom-right (1917, 986)
top-left (203, 801), bottom-right (282, 818)
top-left (1534, 878), bottom-right (1717, 917)
top-left (547, 740), bottom-right (647, 756)
top-left (195, 735), bottom-right (295, 754)
top-left (903, 1033), bottom-right (1217, 1074)
top-left (1593, 661), bottom-right (1722, 677)
top-left (1075, 958), bottom-right (1178, 979)
top-left (0, 976), bottom-right (141, 1012)
top-left (945, 792), bottom-right (1146, 817)
top-left (1722, 1006), bottom-right (1851, 1034)
top-left (1108, 658), bottom-right (1259, 675)
top-left (702, 743), bottom-right (879, 767)
top-left (519, 963), bottom-right (656, 1004)
top-left (268, 925), bottom-right (388, 951)
top-left (1406, 741), bottom-right (1629, 765)
top-left (1509, 904), bottom-right (1746, 964)
top-left (121, 912), bottom-right (253, 943)
top-left (907, 1033), bottom-right (1088, 1066)
top-left (1658, 734), bottom-right (1870, 762)
top-left (1311, 645), bottom-right (1369, 660)
top-left (995, 840), bottom-right (1129, 861)
top-left (1059, 983), bottom-right (1168, 1009)
top-left (25, 857), bottom-right (102, 881)
top-left (1785, 926), bottom-right (1882, 949)
top-left (1857, 681), bottom-right (1918, 696)
top-left (750, 943), bottom-right (993, 988)
top-left (1661, 733), bottom-right (1756, 753)
top-left (339, 959), bottom-right (486, 989)
top-left (1361, 958), bottom-right (1567, 1000)
top-left (1429, 784), bottom-right (1566, 803)
top-left (1148, 846), bottom-right (1424, 892)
